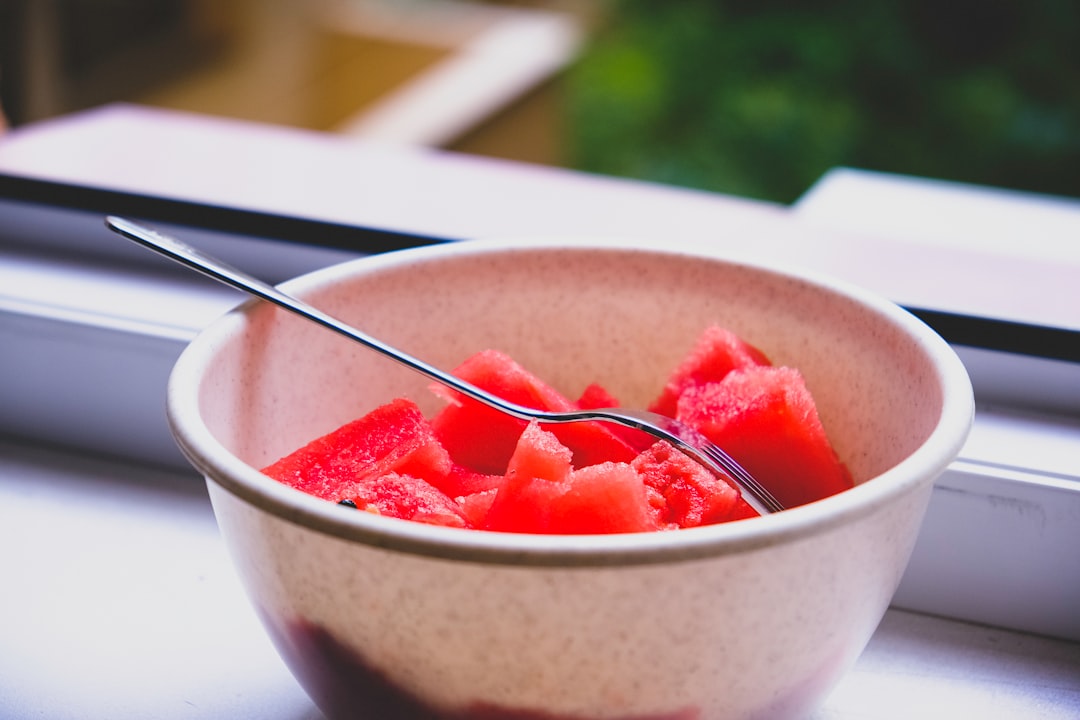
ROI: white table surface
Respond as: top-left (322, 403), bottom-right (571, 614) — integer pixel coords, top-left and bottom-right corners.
top-left (2, 440), bottom-right (1078, 720)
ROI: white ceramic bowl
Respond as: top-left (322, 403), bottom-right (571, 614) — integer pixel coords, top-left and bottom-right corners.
top-left (168, 238), bottom-right (973, 720)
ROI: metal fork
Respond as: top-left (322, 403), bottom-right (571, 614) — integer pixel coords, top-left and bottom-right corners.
top-left (106, 216), bottom-right (784, 516)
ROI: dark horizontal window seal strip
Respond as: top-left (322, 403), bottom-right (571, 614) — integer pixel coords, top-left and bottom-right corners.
top-left (907, 307), bottom-right (1080, 364)
top-left (0, 172), bottom-right (454, 254)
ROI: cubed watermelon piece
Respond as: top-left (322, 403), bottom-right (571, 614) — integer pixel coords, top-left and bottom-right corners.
top-left (631, 441), bottom-right (742, 527)
top-left (676, 366), bottom-right (853, 508)
top-left (574, 382), bottom-right (620, 410)
top-left (649, 325), bottom-right (771, 418)
top-left (345, 472), bottom-right (468, 528)
top-left (431, 464), bottom-right (505, 499)
top-left (554, 462), bottom-right (660, 534)
top-left (484, 422), bottom-right (657, 534)
top-left (431, 350), bottom-right (638, 473)
top-left (483, 421), bottom-right (573, 533)
top-left (727, 496), bottom-right (762, 521)
top-left (261, 398), bottom-right (452, 502)
top-left (430, 399), bottom-right (526, 476)
top-left (456, 488), bottom-right (499, 528)
top-left (574, 382), bottom-right (656, 450)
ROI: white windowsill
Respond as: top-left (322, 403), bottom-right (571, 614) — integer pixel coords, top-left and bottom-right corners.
top-left (1, 105), bottom-right (1078, 717)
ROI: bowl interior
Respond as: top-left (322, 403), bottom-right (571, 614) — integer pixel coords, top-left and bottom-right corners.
top-left (186, 240), bottom-right (956, 509)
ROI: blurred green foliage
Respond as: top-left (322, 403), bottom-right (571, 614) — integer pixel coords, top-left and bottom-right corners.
top-left (564, 0), bottom-right (1080, 203)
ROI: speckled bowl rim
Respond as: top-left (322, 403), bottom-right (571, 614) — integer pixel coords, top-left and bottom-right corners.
top-left (167, 237), bottom-right (974, 567)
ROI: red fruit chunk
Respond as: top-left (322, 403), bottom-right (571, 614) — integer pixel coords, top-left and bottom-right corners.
top-left (727, 496), bottom-right (761, 521)
top-left (262, 398), bottom-right (452, 502)
top-left (676, 366), bottom-right (853, 509)
top-left (574, 382), bottom-right (655, 450)
top-left (631, 441), bottom-right (741, 528)
top-left (430, 351), bottom-right (561, 474)
top-left (551, 417), bottom-right (639, 470)
top-left (431, 398), bottom-right (526, 476)
top-left (556, 462), bottom-right (659, 534)
top-left (433, 464), bottom-right (505, 499)
top-left (484, 422), bottom-right (657, 534)
top-left (431, 350), bottom-right (637, 473)
top-left (574, 382), bottom-right (620, 409)
top-left (457, 488), bottom-right (499, 528)
top-left (484, 421), bottom-right (573, 533)
top-left (649, 325), bottom-right (770, 418)
top-left (346, 473), bottom-right (468, 528)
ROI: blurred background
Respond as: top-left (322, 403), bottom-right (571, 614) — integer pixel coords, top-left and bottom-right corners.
top-left (1, 0), bottom-right (1078, 204)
